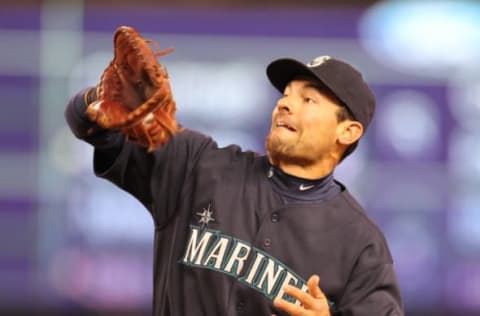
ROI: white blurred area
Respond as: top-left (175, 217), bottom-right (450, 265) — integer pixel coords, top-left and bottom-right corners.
top-left (378, 90), bottom-right (441, 159)
top-left (448, 129), bottom-right (480, 180)
top-left (170, 61), bottom-right (270, 125)
top-left (448, 66), bottom-right (480, 132)
top-left (448, 191), bottom-right (480, 253)
top-left (360, 1), bottom-right (480, 77)
top-left (170, 60), bottom-right (271, 152)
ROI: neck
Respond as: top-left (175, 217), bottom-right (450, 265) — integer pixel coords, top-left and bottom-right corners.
top-left (269, 156), bottom-right (337, 179)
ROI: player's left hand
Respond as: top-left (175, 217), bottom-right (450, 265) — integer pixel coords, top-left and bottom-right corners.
top-left (273, 274), bottom-right (331, 316)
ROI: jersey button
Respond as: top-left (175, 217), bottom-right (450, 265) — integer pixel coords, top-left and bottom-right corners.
top-left (264, 238), bottom-right (271, 247)
top-left (271, 212), bottom-right (280, 223)
top-left (236, 300), bottom-right (246, 312)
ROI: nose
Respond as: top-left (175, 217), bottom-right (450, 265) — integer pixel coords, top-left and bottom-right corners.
top-left (276, 97), bottom-right (292, 114)
top-left (277, 104), bottom-right (290, 114)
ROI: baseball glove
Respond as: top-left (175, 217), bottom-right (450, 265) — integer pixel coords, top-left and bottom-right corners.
top-left (85, 25), bottom-right (179, 152)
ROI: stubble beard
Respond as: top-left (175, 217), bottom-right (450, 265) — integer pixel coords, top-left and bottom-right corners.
top-left (265, 132), bottom-right (314, 167)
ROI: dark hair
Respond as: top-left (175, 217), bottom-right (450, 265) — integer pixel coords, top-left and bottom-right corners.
top-left (336, 104), bottom-right (354, 122)
top-left (335, 105), bottom-right (358, 162)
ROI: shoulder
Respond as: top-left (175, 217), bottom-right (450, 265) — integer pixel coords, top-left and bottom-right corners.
top-left (192, 132), bottom-right (262, 165)
top-left (149, 129), bottom-right (217, 161)
top-left (160, 129), bottom-right (263, 174)
top-left (333, 180), bottom-right (383, 232)
top-left (169, 128), bottom-right (216, 147)
top-left (329, 183), bottom-right (394, 264)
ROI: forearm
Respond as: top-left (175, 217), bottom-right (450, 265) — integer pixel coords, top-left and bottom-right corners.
top-left (65, 87), bottom-right (155, 208)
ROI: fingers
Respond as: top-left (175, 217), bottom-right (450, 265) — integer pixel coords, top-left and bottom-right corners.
top-left (286, 284), bottom-right (316, 308)
top-left (307, 275), bottom-right (325, 300)
top-left (274, 296), bottom-right (304, 315)
top-left (273, 275), bottom-right (330, 316)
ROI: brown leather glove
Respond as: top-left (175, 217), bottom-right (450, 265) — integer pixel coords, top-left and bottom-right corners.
top-left (85, 26), bottom-right (179, 152)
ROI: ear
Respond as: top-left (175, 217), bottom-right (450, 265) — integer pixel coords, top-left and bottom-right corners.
top-left (337, 120), bottom-right (363, 146)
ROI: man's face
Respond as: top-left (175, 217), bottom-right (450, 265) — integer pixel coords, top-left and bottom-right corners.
top-left (266, 77), bottom-right (343, 166)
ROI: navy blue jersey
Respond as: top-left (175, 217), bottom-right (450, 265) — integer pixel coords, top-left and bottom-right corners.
top-left (66, 91), bottom-right (404, 316)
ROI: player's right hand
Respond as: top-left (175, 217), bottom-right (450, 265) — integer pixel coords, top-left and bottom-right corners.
top-left (273, 275), bottom-right (331, 316)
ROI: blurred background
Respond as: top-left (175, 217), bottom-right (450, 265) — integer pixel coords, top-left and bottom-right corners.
top-left (1, 0), bottom-right (480, 315)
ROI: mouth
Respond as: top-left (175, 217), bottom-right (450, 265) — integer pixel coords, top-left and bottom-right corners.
top-left (276, 121), bottom-right (297, 132)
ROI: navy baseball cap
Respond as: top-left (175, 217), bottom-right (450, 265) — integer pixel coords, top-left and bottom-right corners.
top-left (266, 56), bottom-right (376, 131)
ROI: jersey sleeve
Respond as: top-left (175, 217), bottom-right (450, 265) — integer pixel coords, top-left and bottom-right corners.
top-left (65, 88), bottom-right (217, 225)
top-left (333, 235), bottom-right (404, 316)
top-left (93, 129), bottom-right (216, 225)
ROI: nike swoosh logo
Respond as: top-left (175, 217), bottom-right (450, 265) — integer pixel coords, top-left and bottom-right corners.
top-left (299, 184), bottom-right (315, 191)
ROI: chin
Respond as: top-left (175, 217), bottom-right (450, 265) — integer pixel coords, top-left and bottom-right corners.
top-left (265, 135), bottom-right (296, 165)
top-left (265, 135), bottom-right (312, 167)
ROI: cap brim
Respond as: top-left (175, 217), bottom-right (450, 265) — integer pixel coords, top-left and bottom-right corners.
top-left (266, 58), bottom-right (321, 93)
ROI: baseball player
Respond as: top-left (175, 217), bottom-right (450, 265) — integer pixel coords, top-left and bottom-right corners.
top-left (65, 27), bottom-right (403, 316)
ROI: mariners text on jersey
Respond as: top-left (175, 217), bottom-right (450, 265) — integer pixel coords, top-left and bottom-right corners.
top-left (180, 225), bottom-right (309, 305)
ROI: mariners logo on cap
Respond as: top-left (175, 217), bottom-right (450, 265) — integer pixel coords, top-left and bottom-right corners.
top-left (307, 55), bottom-right (331, 68)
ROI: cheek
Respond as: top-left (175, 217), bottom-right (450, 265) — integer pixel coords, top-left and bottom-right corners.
top-left (303, 113), bottom-right (338, 139)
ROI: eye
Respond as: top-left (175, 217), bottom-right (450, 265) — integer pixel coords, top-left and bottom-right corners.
top-left (304, 97), bottom-right (317, 104)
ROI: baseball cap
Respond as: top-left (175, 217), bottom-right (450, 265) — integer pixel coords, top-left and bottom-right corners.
top-left (266, 56), bottom-right (376, 131)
